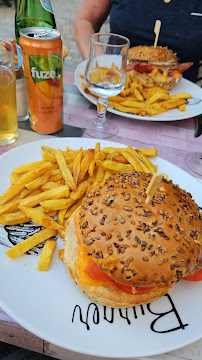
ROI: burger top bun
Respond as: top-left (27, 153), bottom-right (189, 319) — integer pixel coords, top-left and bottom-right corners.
top-left (128, 45), bottom-right (178, 65)
top-left (76, 172), bottom-right (202, 288)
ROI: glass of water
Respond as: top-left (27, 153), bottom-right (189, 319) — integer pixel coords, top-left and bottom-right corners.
top-left (84, 33), bottom-right (130, 139)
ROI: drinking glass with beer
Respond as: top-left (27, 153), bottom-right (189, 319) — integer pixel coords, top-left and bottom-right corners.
top-left (0, 40), bottom-right (18, 145)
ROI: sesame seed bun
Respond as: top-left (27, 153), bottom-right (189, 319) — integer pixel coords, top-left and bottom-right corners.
top-left (128, 46), bottom-right (178, 66)
top-left (64, 172), bottom-right (202, 308)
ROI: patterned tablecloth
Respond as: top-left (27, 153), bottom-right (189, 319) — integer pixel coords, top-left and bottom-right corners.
top-left (0, 68), bottom-right (202, 360)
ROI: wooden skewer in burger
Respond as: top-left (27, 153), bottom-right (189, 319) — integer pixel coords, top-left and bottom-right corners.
top-left (153, 20), bottom-right (161, 49)
top-left (64, 171), bottom-right (202, 308)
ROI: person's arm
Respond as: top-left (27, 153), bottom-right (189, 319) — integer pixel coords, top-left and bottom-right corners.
top-left (74, 0), bottom-right (111, 59)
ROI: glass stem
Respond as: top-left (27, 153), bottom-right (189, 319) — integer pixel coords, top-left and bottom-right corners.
top-left (95, 97), bottom-right (108, 129)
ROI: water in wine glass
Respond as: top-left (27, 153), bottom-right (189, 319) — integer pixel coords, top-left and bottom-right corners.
top-left (83, 33), bottom-right (130, 139)
top-left (86, 66), bottom-right (126, 97)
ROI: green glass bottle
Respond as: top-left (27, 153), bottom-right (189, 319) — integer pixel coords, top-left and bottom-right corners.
top-left (15, 0), bottom-right (57, 45)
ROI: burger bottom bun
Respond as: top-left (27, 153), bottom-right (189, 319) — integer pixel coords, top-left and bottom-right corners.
top-left (64, 215), bottom-right (173, 308)
top-left (130, 69), bottom-right (176, 90)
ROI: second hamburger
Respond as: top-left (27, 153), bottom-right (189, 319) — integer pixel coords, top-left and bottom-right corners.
top-left (127, 45), bottom-right (193, 90)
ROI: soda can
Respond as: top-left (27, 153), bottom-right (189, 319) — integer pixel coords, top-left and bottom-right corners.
top-left (20, 27), bottom-right (63, 134)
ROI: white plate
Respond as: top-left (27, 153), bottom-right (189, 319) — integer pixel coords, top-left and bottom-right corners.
top-left (75, 60), bottom-right (202, 122)
top-left (0, 138), bottom-right (202, 359)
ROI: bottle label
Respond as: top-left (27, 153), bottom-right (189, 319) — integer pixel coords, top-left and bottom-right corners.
top-left (29, 53), bottom-right (62, 84)
top-left (16, 45), bottom-right (22, 67)
top-left (40, 0), bottom-right (54, 14)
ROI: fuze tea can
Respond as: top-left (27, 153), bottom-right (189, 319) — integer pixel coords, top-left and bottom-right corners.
top-left (20, 27), bottom-right (63, 134)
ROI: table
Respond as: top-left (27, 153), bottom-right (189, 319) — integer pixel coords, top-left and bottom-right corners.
top-left (0, 67), bottom-right (202, 360)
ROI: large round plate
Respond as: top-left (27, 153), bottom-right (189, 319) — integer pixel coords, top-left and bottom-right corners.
top-left (0, 138), bottom-right (202, 358)
top-left (75, 60), bottom-right (202, 122)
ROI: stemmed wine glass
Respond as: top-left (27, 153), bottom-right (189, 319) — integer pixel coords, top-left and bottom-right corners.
top-left (84, 33), bottom-right (130, 139)
top-left (185, 114), bottom-right (202, 176)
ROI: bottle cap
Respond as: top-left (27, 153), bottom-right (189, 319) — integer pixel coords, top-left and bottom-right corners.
top-left (15, 64), bottom-right (23, 79)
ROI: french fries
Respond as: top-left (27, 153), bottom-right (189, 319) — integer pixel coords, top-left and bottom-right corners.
top-left (12, 160), bottom-right (46, 174)
top-left (5, 229), bottom-right (57, 259)
top-left (37, 239), bottom-right (57, 271)
top-left (0, 211), bottom-right (29, 225)
top-left (88, 142), bottom-right (100, 177)
top-left (81, 68), bottom-right (192, 116)
top-left (0, 199), bottom-right (20, 216)
top-left (25, 172), bottom-right (50, 190)
top-left (10, 172), bottom-right (20, 185)
top-left (55, 149), bottom-right (76, 190)
top-left (97, 160), bottom-right (134, 172)
top-left (1, 143), bottom-right (159, 271)
top-left (94, 166), bottom-right (105, 183)
top-left (58, 208), bottom-right (67, 226)
top-left (0, 162), bottom-right (53, 205)
top-left (19, 185), bottom-right (69, 207)
top-left (18, 205), bottom-right (65, 235)
top-left (40, 198), bottom-right (73, 211)
top-left (58, 248), bottom-right (64, 261)
top-left (64, 196), bottom-right (84, 220)
top-left (78, 149), bottom-right (94, 184)
top-left (139, 148), bottom-right (157, 157)
top-left (70, 181), bottom-right (88, 201)
top-left (135, 149), bottom-right (157, 175)
top-left (73, 147), bottom-right (83, 186)
top-left (122, 151), bottom-right (144, 172)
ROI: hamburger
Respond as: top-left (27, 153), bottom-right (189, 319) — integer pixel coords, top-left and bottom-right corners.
top-left (127, 45), bottom-right (193, 90)
top-left (64, 171), bottom-right (202, 308)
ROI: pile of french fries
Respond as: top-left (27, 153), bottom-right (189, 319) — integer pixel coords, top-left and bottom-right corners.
top-left (1, 144), bottom-right (158, 271)
top-left (81, 68), bottom-right (192, 116)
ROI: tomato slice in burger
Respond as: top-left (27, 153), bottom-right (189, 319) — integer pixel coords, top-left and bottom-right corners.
top-left (133, 64), bottom-right (153, 73)
top-left (85, 259), bottom-right (155, 294)
top-left (112, 281), bottom-right (134, 294)
top-left (113, 281), bottom-right (154, 295)
top-left (85, 259), bottom-right (111, 282)
top-left (183, 269), bottom-right (202, 282)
